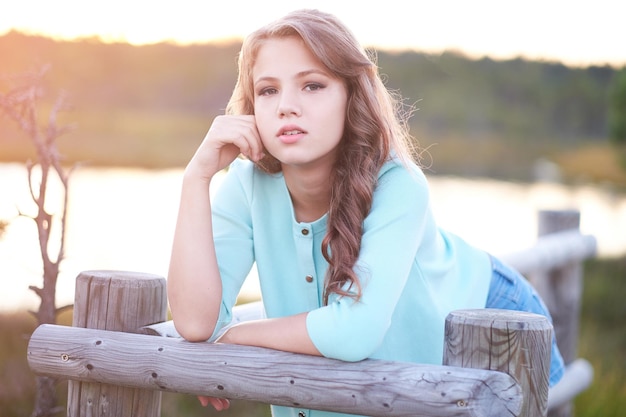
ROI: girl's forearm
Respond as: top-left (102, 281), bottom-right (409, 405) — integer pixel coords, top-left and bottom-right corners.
top-left (167, 173), bottom-right (222, 342)
top-left (217, 313), bottom-right (321, 356)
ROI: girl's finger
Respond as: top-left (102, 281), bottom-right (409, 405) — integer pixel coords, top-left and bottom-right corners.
top-left (212, 115), bottom-right (263, 161)
top-left (197, 395), bottom-right (231, 411)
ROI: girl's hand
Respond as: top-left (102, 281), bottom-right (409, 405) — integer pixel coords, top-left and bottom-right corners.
top-left (197, 395), bottom-right (231, 411)
top-left (187, 115), bottom-right (265, 181)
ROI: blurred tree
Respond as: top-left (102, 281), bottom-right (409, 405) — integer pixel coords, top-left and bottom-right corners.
top-left (608, 68), bottom-right (626, 168)
top-left (608, 68), bottom-right (626, 144)
top-left (0, 66), bottom-right (75, 417)
top-left (0, 32), bottom-right (620, 178)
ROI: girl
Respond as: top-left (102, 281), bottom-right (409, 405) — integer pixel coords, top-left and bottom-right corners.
top-left (167, 9), bottom-right (564, 416)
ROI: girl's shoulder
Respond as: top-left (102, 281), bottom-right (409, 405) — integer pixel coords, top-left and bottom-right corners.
top-left (370, 157), bottom-right (431, 214)
top-left (378, 157), bottom-right (429, 189)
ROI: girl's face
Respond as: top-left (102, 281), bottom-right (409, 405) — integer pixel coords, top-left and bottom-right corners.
top-left (252, 36), bottom-right (348, 171)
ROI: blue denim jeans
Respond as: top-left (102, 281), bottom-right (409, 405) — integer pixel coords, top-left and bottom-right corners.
top-left (486, 255), bottom-right (565, 387)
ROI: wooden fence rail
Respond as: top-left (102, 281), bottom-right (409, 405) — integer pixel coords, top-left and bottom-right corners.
top-left (29, 319), bottom-right (528, 417)
top-left (27, 210), bottom-right (596, 417)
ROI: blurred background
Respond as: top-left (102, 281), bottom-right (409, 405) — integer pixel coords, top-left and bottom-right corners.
top-left (1, 1), bottom-right (625, 416)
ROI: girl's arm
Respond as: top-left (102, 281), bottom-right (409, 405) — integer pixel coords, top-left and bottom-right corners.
top-left (217, 313), bottom-right (321, 356)
top-left (167, 115), bottom-right (264, 342)
top-left (167, 172), bottom-right (222, 341)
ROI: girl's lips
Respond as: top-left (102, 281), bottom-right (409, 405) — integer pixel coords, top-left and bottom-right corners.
top-left (279, 131), bottom-right (305, 144)
top-left (277, 126), bottom-right (306, 144)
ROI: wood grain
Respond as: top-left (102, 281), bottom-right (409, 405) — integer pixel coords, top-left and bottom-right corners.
top-left (444, 309), bottom-right (552, 417)
top-left (29, 324), bottom-right (523, 417)
top-left (67, 271), bottom-right (167, 417)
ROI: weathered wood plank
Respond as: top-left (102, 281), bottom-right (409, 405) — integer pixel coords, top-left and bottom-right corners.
top-left (499, 230), bottom-right (596, 276)
top-left (29, 324), bottom-right (523, 417)
top-left (532, 210), bottom-right (588, 417)
top-left (144, 312), bottom-right (592, 413)
top-left (444, 309), bottom-right (552, 417)
top-left (534, 211), bottom-right (585, 366)
top-left (68, 271), bottom-right (167, 417)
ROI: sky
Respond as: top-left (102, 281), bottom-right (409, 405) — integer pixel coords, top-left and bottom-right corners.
top-left (1, 0), bottom-right (625, 68)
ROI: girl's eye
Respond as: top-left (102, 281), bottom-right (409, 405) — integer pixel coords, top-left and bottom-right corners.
top-left (304, 83), bottom-right (325, 92)
top-left (258, 87), bottom-right (278, 96)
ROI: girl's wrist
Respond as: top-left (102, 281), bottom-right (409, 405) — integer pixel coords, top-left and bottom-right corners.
top-left (183, 161), bottom-right (215, 185)
top-left (215, 324), bottom-right (239, 345)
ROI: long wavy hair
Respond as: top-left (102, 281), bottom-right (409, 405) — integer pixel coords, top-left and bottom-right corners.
top-left (226, 9), bottom-right (417, 304)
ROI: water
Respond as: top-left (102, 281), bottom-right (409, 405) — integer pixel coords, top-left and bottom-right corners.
top-left (1, 163), bottom-right (625, 312)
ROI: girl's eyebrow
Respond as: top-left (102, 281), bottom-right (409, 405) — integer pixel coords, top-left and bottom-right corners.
top-left (254, 69), bottom-right (330, 85)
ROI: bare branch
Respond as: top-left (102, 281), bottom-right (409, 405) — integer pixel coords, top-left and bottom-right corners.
top-left (53, 167), bottom-right (72, 266)
top-left (0, 84), bottom-right (43, 138)
top-left (26, 161), bottom-right (39, 205)
top-left (17, 208), bottom-right (36, 222)
top-left (2, 65), bottom-right (75, 416)
top-left (46, 90), bottom-right (76, 147)
top-left (29, 285), bottom-right (44, 299)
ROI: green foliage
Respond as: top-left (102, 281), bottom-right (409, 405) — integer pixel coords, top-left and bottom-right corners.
top-left (608, 69), bottom-right (626, 144)
top-left (575, 257), bottom-right (626, 416)
top-left (0, 313), bottom-right (36, 415)
top-left (376, 51), bottom-right (615, 142)
top-left (1, 31), bottom-right (624, 181)
top-left (607, 69), bottom-right (626, 169)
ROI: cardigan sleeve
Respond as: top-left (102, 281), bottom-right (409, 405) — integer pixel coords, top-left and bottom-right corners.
top-left (306, 162), bottom-right (432, 361)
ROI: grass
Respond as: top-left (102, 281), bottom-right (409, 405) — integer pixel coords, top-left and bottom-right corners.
top-left (574, 257), bottom-right (626, 416)
top-left (1, 257), bottom-right (624, 416)
top-left (0, 312), bottom-right (38, 416)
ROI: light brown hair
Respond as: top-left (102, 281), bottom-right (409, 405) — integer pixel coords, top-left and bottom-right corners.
top-left (226, 9), bottom-right (416, 303)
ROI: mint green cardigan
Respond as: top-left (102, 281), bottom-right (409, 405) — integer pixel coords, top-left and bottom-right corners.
top-left (209, 158), bottom-right (492, 417)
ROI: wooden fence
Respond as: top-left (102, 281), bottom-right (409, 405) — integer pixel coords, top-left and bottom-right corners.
top-left (27, 210), bottom-right (596, 417)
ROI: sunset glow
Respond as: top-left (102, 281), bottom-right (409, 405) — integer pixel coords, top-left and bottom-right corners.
top-left (2, 0), bottom-right (625, 67)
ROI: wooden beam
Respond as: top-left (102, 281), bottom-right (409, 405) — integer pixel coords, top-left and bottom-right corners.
top-left (500, 230), bottom-right (596, 276)
top-left (68, 271), bottom-right (167, 417)
top-left (444, 309), bottom-right (553, 417)
top-left (28, 324), bottom-right (523, 417)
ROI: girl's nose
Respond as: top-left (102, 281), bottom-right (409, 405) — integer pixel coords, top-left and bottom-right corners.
top-left (277, 90), bottom-right (301, 117)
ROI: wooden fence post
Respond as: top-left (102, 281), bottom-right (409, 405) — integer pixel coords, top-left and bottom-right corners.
top-left (67, 270), bottom-right (167, 417)
top-left (535, 209), bottom-right (582, 365)
top-left (533, 210), bottom-right (583, 417)
top-left (444, 309), bottom-right (552, 417)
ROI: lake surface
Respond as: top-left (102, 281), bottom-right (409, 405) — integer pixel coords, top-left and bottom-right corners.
top-left (1, 163), bottom-right (624, 312)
